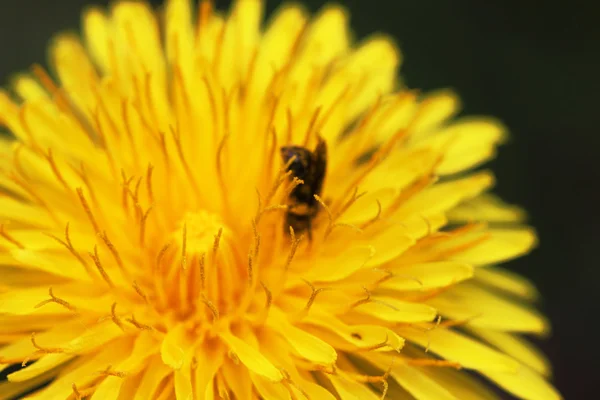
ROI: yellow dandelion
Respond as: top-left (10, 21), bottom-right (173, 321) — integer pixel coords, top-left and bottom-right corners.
top-left (0, 1), bottom-right (560, 399)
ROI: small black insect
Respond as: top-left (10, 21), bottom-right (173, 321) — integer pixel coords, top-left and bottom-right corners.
top-left (280, 137), bottom-right (327, 239)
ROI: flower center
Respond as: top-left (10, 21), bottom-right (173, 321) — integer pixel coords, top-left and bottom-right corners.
top-left (177, 210), bottom-right (227, 255)
top-left (148, 209), bottom-right (254, 330)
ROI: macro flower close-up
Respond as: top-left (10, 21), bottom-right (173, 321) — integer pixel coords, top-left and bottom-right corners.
top-left (0, 0), bottom-right (562, 399)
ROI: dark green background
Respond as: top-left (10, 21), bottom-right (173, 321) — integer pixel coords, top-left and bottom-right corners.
top-left (1, 1), bottom-right (597, 399)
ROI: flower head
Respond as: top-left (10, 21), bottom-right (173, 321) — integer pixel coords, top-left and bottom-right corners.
top-left (0, 1), bottom-right (560, 399)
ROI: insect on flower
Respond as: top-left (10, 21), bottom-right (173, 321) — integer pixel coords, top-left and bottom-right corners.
top-left (280, 137), bottom-right (327, 239)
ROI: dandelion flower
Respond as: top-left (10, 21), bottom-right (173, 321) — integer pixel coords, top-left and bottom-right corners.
top-left (0, 1), bottom-right (560, 399)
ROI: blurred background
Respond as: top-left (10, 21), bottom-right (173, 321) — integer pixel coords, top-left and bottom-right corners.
top-left (0, 0), bottom-right (597, 398)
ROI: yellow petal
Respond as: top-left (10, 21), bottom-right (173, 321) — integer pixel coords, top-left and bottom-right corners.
top-left (388, 362), bottom-right (458, 400)
top-left (220, 332), bottom-right (283, 382)
top-left (268, 309), bottom-right (337, 366)
top-left (11, 74), bottom-right (48, 101)
top-left (0, 135), bottom-right (13, 154)
top-left (371, 93), bottom-right (419, 144)
top-left (450, 228), bottom-right (538, 266)
top-left (428, 283), bottom-right (549, 334)
top-left (340, 188), bottom-right (398, 225)
top-left (303, 245), bottom-right (374, 282)
top-left (382, 261), bottom-right (474, 292)
top-left (319, 216), bottom-right (443, 272)
top-left (286, 5), bottom-right (349, 97)
top-left (111, 1), bottom-right (169, 127)
top-left (9, 249), bottom-right (93, 282)
top-left (255, 328), bottom-right (303, 382)
top-left (112, 2), bottom-right (164, 77)
top-left (0, 365), bottom-right (61, 400)
top-left (7, 353), bottom-right (73, 382)
top-left (91, 376), bottom-right (123, 400)
top-left (0, 265), bottom-right (66, 288)
top-left (364, 231), bottom-right (415, 268)
top-left (251, 5), bottom-right (308, 100)
top-left (280, 285), bottom-right (356, 315)
top-left (165, 0), bottom-right (194, 69)
top-left (250, 373), bottom-right (291, 400)
top-left (0, 333), bottom-right (28, 343)
top-left (0, 228), bottom-right (67, 252)
top-left (429, 118), bottom-right (507, 175)
top-left (354, 296), bottom-right (437, 323)
top-left (303, 312), bottom-right (405, 353)
top-left (155, 380), bottom-right (176, 400)
top-left (133, 356), bottom-right (172, 400)
top-left (193, 343), bottom-right (224, 400)
top-left (379, 385), bottom-right (413, 399)
top-left (117, 374), bottom-right (144, 400)
top-left (26, 337), bottom-right (133, 400)
top-left (341, 37), bottom-right (401, 119)
top-left (448, 193), bottom-right (526, 223)
top-left (469, 328), bottom-right (551, 377)
top-left (362, 148), bottom-right (440, 193)
top-left (475, 266), bottom-right (540, 300)
top-left (482, 365), bottom-right (562, 400)
top-left (214, 0), bottom-right (261, 90)
top-left (398, 327), bottom-right (519, 372)
top-left (161, 325), bottom-right (187, 370)
top-left (64, 321), bottom-right (124, 354)
top-left (0, 286), bottom-right (65, 316)
top-left (18, 100), bottom-right (96, 159)
top-left (174, 369), bottom-right (193, 400)
top-left (0, 197), bottom-right (52, 228)
top-left (334, 214), bottom-right (445, 269)
top-left (393, 213), bottom-right (448, 241)
top-left (50, 34), bottom-right (99, 117)
top-left (221, 359), bottom-right (252, 400)
top-left (0, 284), bottom-right (117, 316)
top-left (301, 6), bottom-right (351, 138)
top-left (0, 90), bottom-right (28, 142)
top-left (418, 365), bottom-right (501, 400)
top-left (117, 331), bottom-right (159, 374)
top-left (230, 0), bottom-right (263, 73)
top-left (410, 90), bottom-right (462, 139)
top-left (300, 379), bottom-right (337, 400)
top-left (399, 172), bottom-right (494, 217)
top-left (300, 6), bottom-right (349, 68)
top-left (328, 374), bottom-right (380, 400)
top-left (83, 8), bottom-right (110, 72)
top-left (0, 315), bottom-right (72, 336)
top-left (0, 320), bottom-right (84, 368)
top-left (0, 172), bottom-right (31, 200)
